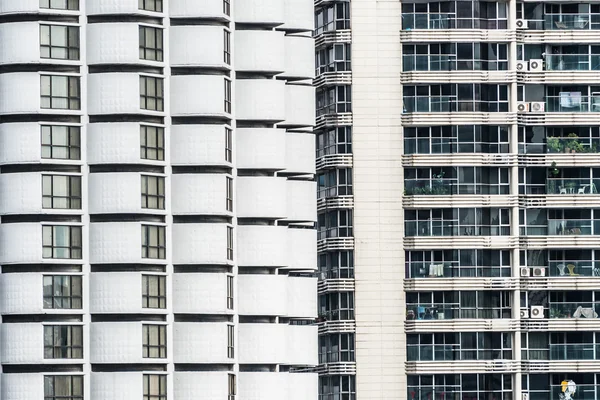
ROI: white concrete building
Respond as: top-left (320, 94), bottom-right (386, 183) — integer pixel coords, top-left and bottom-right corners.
top-left (0, 1), bottom-right (318, 399)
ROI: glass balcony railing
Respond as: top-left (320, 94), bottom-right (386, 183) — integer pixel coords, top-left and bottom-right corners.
top-left (407, 387), bottom-right (462, 400)
top-left (545, 54), bottom-right (600, 71)
top-left (405, 222), bottom-right (510, 237)
top-left (546, 178), bottom-right (600, 195)
top-left (403, 96), bottom-right (508, 113)
top-left (545, 95), bottom-right (600, 112)
top-left (548, 302), bottom-right (600, 318)
top-left (405, 180), bottom-right (455, 195)
top-left (403, 54), bottom-right (457, 72)
top-left (548, 261), bottom-right (600, 277)
top-left (547, 384), bottom-right (600, 400)
top-left (546, 14), bottom-right (593, 30)
top-left (406, 304), bottom-right (511, 320)
top-left (406, 262), bottom-right (511, 278)
top-left (546, 137), bottom-right (599, 153)
top-left (402, 13), bottom-right (455, 30)
top-left (407, 345), bottom-right (508, 361)
top-left (549, 343), bottom-right (600, 360)
top-left (525, 220), bottom-right (600, 236)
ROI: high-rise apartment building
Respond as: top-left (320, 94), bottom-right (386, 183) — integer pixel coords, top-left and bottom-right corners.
top-left (0, 1), bottom-right (319, 399)
top-left (316, 0), bottom-right (600, 399)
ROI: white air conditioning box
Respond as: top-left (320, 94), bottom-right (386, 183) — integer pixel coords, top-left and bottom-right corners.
top-left (516, 19), bottom-right (528, 29)
top-left (530, 305), bottom-right (544, 319)
top-left (520, 309), bottom-right (529, 318)
top-left (529, 59), bottom-right (543, 71)
top-left (516, 61), bottom-right (528, 71)
top-left (532, 267), bottom-right (546, 276)
top-left (520, 267), bottom-right (530, 277)
top-left (517, 102), bottom-right (529, 112)
top-left (530, 102), bottom-right (545, 113)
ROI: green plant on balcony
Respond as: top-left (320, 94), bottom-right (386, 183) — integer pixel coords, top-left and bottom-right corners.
top-left (547, 136), bottom-right (562, 153)
top-left (566, 181), bottom-right (576, 192)
top-left (550, 307), bottom-right (566, 319)
top-left (567, 133), bottom-right (585, 153)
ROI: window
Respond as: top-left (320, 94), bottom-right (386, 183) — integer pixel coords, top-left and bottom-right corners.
top-left (227, 275), bottom-right (234, 310)
top-left (41, 75), bottom-right (80, 110)
top-left (319, 333), bottom-right (355, 363)
top-left (224, 79), bottom-right (232, 113)
top-left (42, 175), bottom-right (82, 209)
top-left (142, 225), bottom-right (166, 259)
top-left (40, 25), bottom-right (79, 60)
top-left (142, 324), bottom-right (166, 358)
top-left (226, 177), bottom-right (233, 212)
top-left (44, 275), bottom-right (82, 309)
top-left (225, 127), bottom-right (232, 162)
top-left (44, 376), bottom-right (83, 400)
top-left (42, 226), bottom-right (82, 259)
top-left (319, 375), bottom-right (355, 400)
top-left (139, 0), bottom-right (162, 12)
top-left (142, 275), bottom-right (166, 309)
top-left (40, 0), bottom-right (79, 10)
top-left (319, 291), bottom-right (354, 320)
top-left (227, 324), bottom-right (234, 358)
top-left (144, 375), bottom-right (167, 400)
top-left (227, 226), bottom-right (234, 261)
top-left (228, 374), bottom-right (236, 400)
top-left (140, 76), bottom-right (164, 111)
top-left (316, 85), bottom-right (352, 116)
top-left (141, 175), bottom-right (165, 210)
top-left (223, 0), bottom-right (230, 16)
top-left (316, 126), bottom-right (352, 157)
top-left (44, 325), bottom-right (83, 359)
top-left (139, 26), bottom-right (163, 61)
top-left (224, 30), bottom-right (231, 64)
top-left (42, 125), bottom-right (80, 160)
top-left (140, 125), bottom-right (164, 161)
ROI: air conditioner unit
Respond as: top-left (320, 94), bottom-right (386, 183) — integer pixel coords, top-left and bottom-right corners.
top-left (516, 19), bottom-right (528, 29)
top-left (531, 305), bottom-right (545, 319)
top-left (520, 309), bottom-right (529, 318)
top-left (517, 102), bottom-right (529, 112)
top-left (520, 267), bottom-right (530, 277)
top-left (532, 267), bottom-right (546, 277)
top-left (529, 59), bottom-right (543, 71)
top-left (516, 61), bottom-right (529, 72)
top-left (523, 393), bottom-right (530, 400)
top-left (530, 102), bottom-right (545, 113)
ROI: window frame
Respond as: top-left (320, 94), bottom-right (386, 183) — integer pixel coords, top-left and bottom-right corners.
top-left (40, 75), bottom-right (80, 110)
top-left (228, 374), bottom-right (236, 400)
top-left (44, 375), bottom-right (83, 400)
top-left (43, 275), bottom-right (83, 309)
top-left (44, 325), bottom-right (83, 359)
top-left (227, 226), bottom-right (234, 261)
top-left (224, 79), bottom-right (232, 113)
top-left (140, 75), bottom-right (164, 111)
top-left (224, 30), bottom-right (231, 64)
top-left (141, 175), bottom-right (166, 210)
top-left (227, 275), bottom-right (234, 310)
top-left (142, 275), bottom-right (166, 309)
top-left (42, 225), bottom-right (82, 259)
top-left (223, 0), bottom-right (231, 16)
top-left (139, 25), bottom-right (163, 62)
top-left (143, 374), bottom-right (167, 400)
top-left (142, 324), bottom-right (167, 358)
top-left (138, 0), bottom-right (163, 12)
top-left (41, 125), bottom-right (81, 160)
top-left (227, 324), bottom-right (234, 359)
top-left (40, 0), bottom-right (79, 10)
top-left (225, 127), bottom-right (233, 162)
top-left (226, 176), bottom-right (233, 212)
top-left (140, 125), bottom-right (165, 161)
top-left (42, 174), bottom-right (82, 209)
top-left (40, 24), bottom-right (79, 60)
top-left (142, 225), bottom-right (166, 259)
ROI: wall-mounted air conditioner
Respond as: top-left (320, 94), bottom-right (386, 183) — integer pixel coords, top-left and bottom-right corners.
top-left (517, 102), bottom-right (529, 112)
top-left (532, 267), bottom-right (546, 276)
top-left (529, 59), bottom-right (543, 72)
top-left (520, 267), bottom-right (530, 277)
top-left (520, 309), bottom-right (529, 318)
top-left (530, 102), bottom-right (545, 113)
top-left (516, 61), bottom-right (529, 71)
top-left (523, 393), bottom-right (530, 400)
top-left (530, 305), bottom-right (544, 319)
top-left (516, 19), bottom-right (528, 29)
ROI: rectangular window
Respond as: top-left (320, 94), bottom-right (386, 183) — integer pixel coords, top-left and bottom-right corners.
top-left (43, 275), bottom-right (82, 309)
top-left (140, 125), bottom-right (164, 160)
top-left (143, 375), bottom-right (167, 400)
top-left (40, 25), bottom-right (79, 60)
top-left (42, 175), bottom-right (82, 209)
top-left (44, 325), bottom-right (83, 359)
top-left (227, 226), bottom-right (234, 261)
top-left (41, 75), bottom-right (80, 110)
top-left (41, 125), bottom-right (80, 160)
top-left (142, 324), bottom-right (166, 358)
top-left (228, 374), bottom-right (236, 400)
top-left (142, 225), bottom-right (166, 259)
top-left (142, 275), bottom-right (166, 309)
top-left (223, 0), bottom-right (230, 16)
top-left (140, 76), bottom-right (164, 111)
top-left (139, 26), bottom-right (163, 61)
top-left (227, 324), bottom-right (234, 358)
top-left (227, 275), bottom-right (234, 310)
top-left (224, 30), bottom-right (231, 64)
top-left (141, 175), bottom-right (165, 210)
top-left (42, 225), bottom-right (82, 259)
top-left (226, 177), bottom-right (233, 212)
top-left (139, 0), bottom-right (162, 12)
top-left (40, 0), bottom-right (79, 10)
top-left (225, 127), bottom-right (232, 162)
top-left (224, 79), bottom-right (232, 113)
top-left (44, 376), bottom-right (83, 400)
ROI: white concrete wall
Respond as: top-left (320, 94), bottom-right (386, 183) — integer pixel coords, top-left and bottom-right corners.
top-left (171, 125), bottom-right (229, 166)
top-left (173, 322), bottom-right (229, 363)
top-left (172, 273), bottom-right (228, 314)
top-left (235, 30), bottom-right (285, 73)
top-left (0, 273), bottom-right (44, 314)
top-left (235, 128), bottom-right (286, 170)
top-left (170, 75), bottom-right (227, 117)
top-left (87, 23), bottom-right (143, 65)
top-left (172, 223), bottom-right (229, 264)
top-left (0, 22), bottom-right (40, 64)
top-left (235, 79), bottom-right (286, 121)
top-left (174, 372), bottom-right (229, 400)
top-left (90, 373), bottom-right (144, 400)
top-left (0, 123), bottom-right (41, 164)
top-left (170, 26), bottom-right (227, 68)
top-left (171, 174), bottom-right (229, 215)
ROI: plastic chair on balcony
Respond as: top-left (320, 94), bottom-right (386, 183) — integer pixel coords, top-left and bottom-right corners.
top-left (559, 186), bottom-right (568, 195)
top-left (567, 264), bottom-right (579, 275)
top-left (557, 264), bottom-right (567, 276)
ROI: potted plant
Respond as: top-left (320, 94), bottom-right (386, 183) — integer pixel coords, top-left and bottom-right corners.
top-left (566, 180), bottom-right (576, 193)
top-left (548, 161), bottom-right (560, 193)
top-left (547, 136), bottom-right (562, 153)
top-left (567, 133), bottom-right (585, 153)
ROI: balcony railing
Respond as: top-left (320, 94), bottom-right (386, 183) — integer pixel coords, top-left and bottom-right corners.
top-left (545, 14), bottom-right (598, 30)
top-left (545, 54), bottom-right (600, 71)
top-left (545, 94), bottom-right (600, 112)
top-left (406, 262), bottom-right (511, 278)
top-left (406, 304), bottom-right (511, 320)
top-left (403, 96), bottom-right (508, 113)
top-left (523, 219), bottom-right (600, 236)
top-left (405, 180), bottom-right (510, 195)
top-left (402, 55), bottom-right (509, 72)
top-left (548, 302), bottom-right (600, 318)
top-left (546, 178), bottom-right (599, 195)
top-left (406, 344), bottom-right (509, 361)
top-left (548, 261), bottom-right (600, 277)
top-left (401, 13), bottom-right (507, 30)
top-left (520, 138), bottom-right (600, 154)
top-left (550, 343), bottom-right (600, 360)
top-left (406, 222), bottom-right (510, 237)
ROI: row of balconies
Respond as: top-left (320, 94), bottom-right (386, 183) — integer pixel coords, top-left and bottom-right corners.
top-left (0, 273), bottom-right (316, 317)
top-left (0, 74), bottom-right (315, 126)
top-left (0, 173), bottom-right (316, 221)
top-left (0, 223), bottom-right (316, 268)
top-left (0, 23), bottom-right (313, 79)
top-left (0, 322), bottom-right (317, 365)
top-left (1, 371), bottom-right (316, 400)
top-left (0, 0), bottom-right (313, 32)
